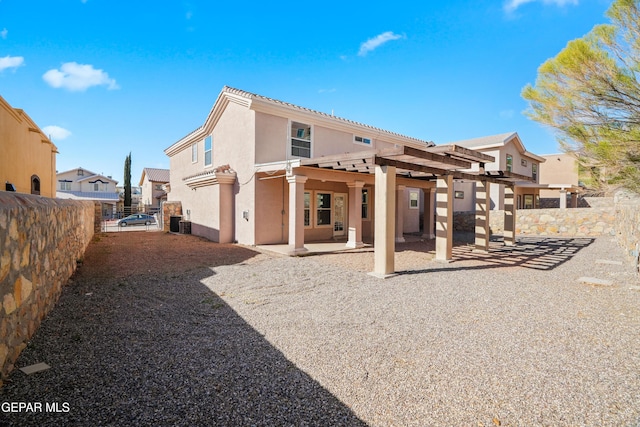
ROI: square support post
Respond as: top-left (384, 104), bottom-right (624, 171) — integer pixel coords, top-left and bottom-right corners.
top-left (570, 192), bottom-right (578, 208)
top-left (504, 185), bottom-right (516, 246)
top-left (287, 175), bottom-right (308, 256)
top-left (435, 175), bottom-right (453, 262)
top-left (422, 187), bottom-right (435, 239)
top-left (373, 165), bottom-right (396, 276)
top-left (395, 185), bottom-right (406, 243)
top-left (346, 181), bottom-right (365, 249)
top-left (474, 180), bottom-right (490, 252)
top-left (559, 189), bottom-right (567, 209)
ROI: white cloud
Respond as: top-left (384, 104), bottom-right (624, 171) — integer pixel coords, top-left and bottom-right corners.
top-left (318, 88), bottom-right (336, 94)
top-left (0, 55), bottom-right (24, 71)
top-left (42, 125), bottom-right (72, 140)
top-left (504, 0), bottom-right (578, 13)
top-left (358, 31), bottom-right (404, 57)
top-left (42, 62), bottom-right (119, 91)
top-left (1, 28), bottom-right (7, 39)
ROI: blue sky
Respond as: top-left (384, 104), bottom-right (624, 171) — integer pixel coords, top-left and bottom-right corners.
top-left (0, 0), bottom-right (613, 184)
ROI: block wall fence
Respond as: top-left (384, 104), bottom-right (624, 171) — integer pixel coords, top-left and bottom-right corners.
top-left (0, 192), bottom-right (99, 384)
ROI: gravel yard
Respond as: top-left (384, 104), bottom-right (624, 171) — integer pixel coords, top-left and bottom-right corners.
top-left (1, 231), bottom-right (639, 426)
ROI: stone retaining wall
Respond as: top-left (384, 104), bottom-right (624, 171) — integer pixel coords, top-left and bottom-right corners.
top-left (454, 207), bottom-right (616, 237)
top-left (613, 192), bottom-right (640, 271)
top-left (0, 192), bottom-right (98, 383)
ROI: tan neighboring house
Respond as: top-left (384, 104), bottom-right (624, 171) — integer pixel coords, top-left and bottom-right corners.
top-left (139, 168), bottom-right (170, 213)
top-left (449, 132), bottom-right (546, 211)
top-left (0, 94), bottom-right (57, 197)
top-left (538, 153), bottom-right (581, 208)
top-left (56, 167), bottom-right (119, 218)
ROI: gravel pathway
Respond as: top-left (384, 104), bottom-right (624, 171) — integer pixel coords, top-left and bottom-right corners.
top-left (1, 233), bottom-right (639, 426)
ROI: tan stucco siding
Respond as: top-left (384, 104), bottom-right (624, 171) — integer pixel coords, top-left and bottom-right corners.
top-left (255, 112), bottom-right (287, 164)
top-left (1, 101), bottom-right (56, 197)
top-left (254, 177), bottom-right (287, 245)
top-left (168, 100), bottom-right (256, 244)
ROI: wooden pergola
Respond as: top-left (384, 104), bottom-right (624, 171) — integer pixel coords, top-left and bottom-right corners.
top-left (288, 144), bottom-right (534, 276)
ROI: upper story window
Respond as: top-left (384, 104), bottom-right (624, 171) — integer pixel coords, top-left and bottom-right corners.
top-left (77, 169), bottom-right (84, 176)
top-left (532, 163), bottom-right (538, 181)
top-left (155, 184), bottom-right (163, 191)
top-left (506, 154), bottom-right (513, 172)
top-left (291, 121), bottom-right (311, 158)
top-left (191, 143), bottom-right (198, 163)
top-left (204, 135), bottom-right (212, 167)
top-left (354, 135), bottom-right (372, 146)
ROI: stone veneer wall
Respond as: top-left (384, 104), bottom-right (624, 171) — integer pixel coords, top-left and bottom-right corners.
top-left (453, 193), bottom-right (639, 271)
top-left (0, 192), bottom-right (98, 383)
top-left (161, 201), bottom-right (183, 231)
top-left (612, 192), bottom-right (640, 270)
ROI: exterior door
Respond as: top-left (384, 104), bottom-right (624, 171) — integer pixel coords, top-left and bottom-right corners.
top-left (333, 193), bottom-right (347, 238)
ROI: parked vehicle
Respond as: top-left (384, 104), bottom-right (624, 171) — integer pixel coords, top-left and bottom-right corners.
top-left (117, 213), bottom-right (156, 227)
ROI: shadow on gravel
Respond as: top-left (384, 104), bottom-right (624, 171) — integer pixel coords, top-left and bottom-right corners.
top-left (398, 236), bottom-right (596, 275)
top-left (0, 233), bottom-right (367, 426)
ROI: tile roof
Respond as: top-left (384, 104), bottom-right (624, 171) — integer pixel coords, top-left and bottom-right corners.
top-left (57, 191), bottom-right (120, 202)
top-left (143, 168), bottom-right (170, 183)
top-left (447, 132), bottom-right (517, 148)
top-left (167, 86), bottom-right (435, 152)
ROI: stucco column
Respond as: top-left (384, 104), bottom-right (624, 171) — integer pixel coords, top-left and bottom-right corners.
top-left (395, 185), bottom-right (406, 243)
top-left (559, 189), bottom-right (567, 209)
top-left (570, 192), bottom-right (578, 208)
top-left (504, 185), bottom-right (516, 246)
top-left (287, 175), bottom-right (308, 256)
top-left (435, 175), bottom-right (454, 262)
top-left (346, 181), bottom-right (365, 249)
top-left (373, 165), bottom-right (396, 277)
top-left (422, 188), bottom-right (435, 239)
top-left (217, 174), bottom-right (236, 244)
top-left (474, 180), bottom-right (491, 252)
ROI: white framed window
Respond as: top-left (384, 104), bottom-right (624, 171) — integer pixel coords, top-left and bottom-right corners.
top-left (455, 191), bottom-right (464, 199)
top-left (94, 183), bottom-right (99, 191)
top-left (532, 163), bottom-right (538, 181)
top-left (361, 188), bottom-right (369, 220)
top-left (204, 135), bottom-right (212, 167)
top-left (304, 192), bottom-right (311, 227)
top-left (409, 190), bottom-right (419, 209)
top-left (506, 154), bottom-right (513, 172)
top-left (290, 121), bottom-right (312, 158)
top-left (191, 143), bottom-right (198, 163)
top-left (59, 181), bottom-right (71, 191)
top-left (354, 135), bottom-right (372, 146)
top-left (315, 192), bottom-right (332, 227)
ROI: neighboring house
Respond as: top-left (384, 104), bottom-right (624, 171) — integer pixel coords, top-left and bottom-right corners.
top-left (56, 167), bottom-right (119, 218)
top-left (0, 94), bottom-right (58, 197)
top-left (139, 168), bottom-right (170, 213)
top-left (164, 87), bottom-right (526, 258)
top-left (448, 132), bottom-right (546, 211)
top-left (538, 153), bottom-right (581, 208)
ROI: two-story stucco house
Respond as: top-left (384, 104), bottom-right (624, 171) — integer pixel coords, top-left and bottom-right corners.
top-left (139, 168), bottom-right (169, 213)
top-left (164, 86), bottom-right (440, 248)
top-left (449, 132), bottom-right (546, 211)
top-left (165, 87), bottom-right (533, 272)
top-left (0, 94), bottom-right (58, 197)
top-left (56, 167), bottom-right (119, 217)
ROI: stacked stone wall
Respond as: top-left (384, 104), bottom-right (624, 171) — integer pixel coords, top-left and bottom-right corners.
top-left (0, 192), bottom-right (95, 383)
top-left (162, 201), bottom-right (183, 232)
top-left (612, 192), bottom-right (640, 271)
top-left (453, 206), bottom-right (616, 237)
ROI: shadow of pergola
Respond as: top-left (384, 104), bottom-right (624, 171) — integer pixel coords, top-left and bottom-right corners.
top-left (395, 235), bottom-right (596, 275)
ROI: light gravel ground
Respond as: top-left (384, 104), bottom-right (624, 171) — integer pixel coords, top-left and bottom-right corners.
top-left (1, 232), bottom-right (639, 426)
